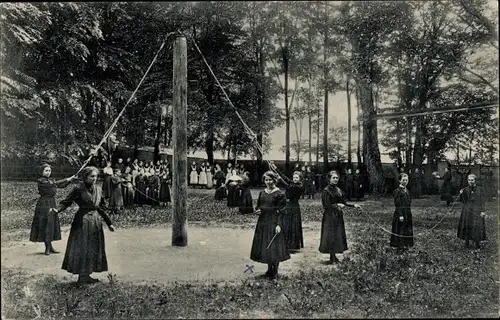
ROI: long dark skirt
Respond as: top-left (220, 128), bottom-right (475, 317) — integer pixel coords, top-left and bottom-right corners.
top-left (440, 183), bottom-right (453, 204)
top-left (214, 184), bottom-right (227, 200)
top-left (109, 185), bottom-right (124, 209)
top-left (102, 175), bottom-right (112, 198)
top-left (135, 181), bottom-right (148, 205)
top-left (122, 183), bottom-right (134, 207)
top-left (283, 200), bottom-right (304, 251)
top-left (30, 196), bottom-right (62, 242)
top-left (457, 208), bottom-right (486, 243)
top-left (390, 211), bottom-right (414, 248)
top-left (227, 185), bottom-right (239, 207)
top-left (160, 183), bottom-right (171, 203)
top-left (250, 210), bottom-right (290, 264)
top-left (305, 182), bottom-right (315, 197)
top-left (319, 207), bottom-right (348, 254)
top-left (239, 186), bottom-right (254, 214)
top-left (62, 211), bottom-right (108, 275)
top-left (147, 187), bottom-right (160, 206)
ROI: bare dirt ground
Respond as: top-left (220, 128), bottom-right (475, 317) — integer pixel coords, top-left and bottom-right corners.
top-left (1, 222), bottom-right (351, 285)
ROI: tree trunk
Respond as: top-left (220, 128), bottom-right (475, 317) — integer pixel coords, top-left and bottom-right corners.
top-left (323, 85), bottom-right (329, 173)
top-left (308, 112), bottom-right (312, 164)
top-left (284, 49), bottom-right (291, 175)
top-left (405, 117), bottom-right (412, 171)
top-left (205, 82), bottom-right (215, 165)
top-left (256, 43), bottom-right (265, 181)
top-left (346, 78), bottom-right (352, 167)
top-left (133, 139), bottom-right (139, 160)
top-left (412, 117), bottom-right (425, 169)
top-left (355, 85), bottom-right (362, 166)
top-left (396, 119), bottom-right (403, 168)
top-left (154, 112), bottom-right (162, 163)
top-left (316, 100), bottom-right (321, 168)
top-left (205, 130), bottom-right (214, 165)
top-left (227, 128), bottom-right (232, 162)
top-left (358, 80), bottom-right (384, 193)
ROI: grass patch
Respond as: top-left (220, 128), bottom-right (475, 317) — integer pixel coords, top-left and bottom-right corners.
top-left (1, 181), bottom-right (498, 318)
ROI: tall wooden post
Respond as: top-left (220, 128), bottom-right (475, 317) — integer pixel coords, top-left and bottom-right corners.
top-left (172, 35), bottom-right (188, 246)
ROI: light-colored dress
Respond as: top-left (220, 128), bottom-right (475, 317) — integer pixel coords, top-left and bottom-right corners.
top-left (206, 166), bottom-right (213, 188)
top-left (199, 166), bottom-right (208, 186)
top-left (189, 165), bottom-right (198, 185)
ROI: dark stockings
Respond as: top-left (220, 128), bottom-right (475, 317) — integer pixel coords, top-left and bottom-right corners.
top-left (329, 254), bottom-right (340, 263)
top-left (77, 274), bottom-right (99, 284)
top-left (44, 241), bottom-right (58, 255)
top-left (266, 263), bottom-right (279, 279)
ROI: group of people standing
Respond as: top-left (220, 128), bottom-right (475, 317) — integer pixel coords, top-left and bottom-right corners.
top-left (249, 167), bottom-right (363, 280)
top-left (248, 166), bottom-right (489, 280)
top-left (100, 158), bottom-right (172, 214)
top-left (28, 158), bottom-right (490, 285)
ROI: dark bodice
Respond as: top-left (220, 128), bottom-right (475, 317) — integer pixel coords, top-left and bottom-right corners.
top-left (321, 184), bottom-right (352, 211)
top-left (57, 183), bottom-right (112, 227)
top-left (394, 186), bottom-right (412, 209)
top-left (286, 183), bottom-right (304, 202)
top-left (256, 189), bottom-right (287, 214)
top-left (37, 177), bottom-right (71, 198)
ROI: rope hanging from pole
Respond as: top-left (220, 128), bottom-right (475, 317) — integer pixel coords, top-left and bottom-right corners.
top-left (73, 33), bottom-right (176, 176)
top-left (185, 32), bottom-right (283, 176)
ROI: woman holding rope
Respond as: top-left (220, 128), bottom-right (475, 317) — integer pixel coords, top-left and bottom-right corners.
top-left (250, 171), bottom-right (289, 280)
top-left (319, 170), bottom-right (361, 264)
top-left (390, 173), bottom-right (414, 253)
top-left (273, 166), bottom-right (305, 254)
top-left (50, 166), bottom-right (115, 285)
top-left (30, 163), bottom-right (77, 255)
top-left (457, 174), bottom-right (487, 250)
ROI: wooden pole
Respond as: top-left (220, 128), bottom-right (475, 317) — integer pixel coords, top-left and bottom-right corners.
top-left (172, 35), bottom-right (188, 247)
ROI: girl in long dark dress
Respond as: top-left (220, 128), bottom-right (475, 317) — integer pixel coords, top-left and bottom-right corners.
top-left (102, 161), bottom-right (113, 200)
top-left (390, 173), bottom-right (414, 252)
top-left (353, 169), bottom-right (363, 200)
top-left (276, 169), bottom-right (305, 253)
top-left (226, 170), bottom-right (241, 208)
top-left (457, 174), bottom-right (487, 249)
top-left (345, 169), bottom-right (354, 201)
top-left (238, 171), bottom-right (254, 214)
top-left (319, 170), bottom-right (361, 264)
top-left (30, 163), bottom-right (77, 255)
top-left (440, 167), bottom-right (453, 206)
top-left (159, 169), bottom-right (172, 206)
top-left (121, 166), bottom-right (134, 207)
top-left (109, 168), bottom-right (124, 215)
top-left (250, 171), bottom-right (290, 280)
top-left (51, 166), bottom-right (115, 285)
top-left (135, 169), bottom-right (148, 206)
top-left (148, 170), bottom-right (161, 206)
top-left (214, 164), bottom-right (227, 200)
top-left (304, 166), bottom-right (315, 199)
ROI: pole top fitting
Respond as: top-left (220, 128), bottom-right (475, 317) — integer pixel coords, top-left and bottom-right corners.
top-left (174, 29), bottom-right (186, 38)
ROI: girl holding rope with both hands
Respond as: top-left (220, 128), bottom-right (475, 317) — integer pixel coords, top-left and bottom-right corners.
top-left (30, 163), bottom-right (78, 255)
top-left (390, 173), bottom-right (414, 253)
top-left (250, 171), bottom-right (290, 281)
top-left (457, 174), bottom-right (487, 250)
top-left (272, 165), bottom-right (305, 254)
top-left (319, 170), bottom-right (361, 264)
top-left (50, 166), bottom-right (115, 285)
